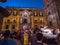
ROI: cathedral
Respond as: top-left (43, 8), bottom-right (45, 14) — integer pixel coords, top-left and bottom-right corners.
top-left (1, 8), bottom-right (47, 31)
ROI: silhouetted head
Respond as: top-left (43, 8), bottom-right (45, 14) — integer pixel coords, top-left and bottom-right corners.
top-left (36, 33), bottom-right (43, 41)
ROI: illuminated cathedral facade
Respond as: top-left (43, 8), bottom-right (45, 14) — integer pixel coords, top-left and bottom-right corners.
top-left (2, 8), bottom-right (47, 31)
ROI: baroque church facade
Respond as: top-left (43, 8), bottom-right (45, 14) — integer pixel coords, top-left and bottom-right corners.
top-left (43, 0), bottom-right (60, 28)
top-left (1, 8), bottom-right (47, 31)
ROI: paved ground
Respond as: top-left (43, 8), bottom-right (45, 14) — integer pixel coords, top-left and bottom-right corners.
top-left (13, 39), bottom-right (21, 45)
top-left (0, 37), bottom-right (60, 45)
top-left (0, 39), bottom-right (17, 45)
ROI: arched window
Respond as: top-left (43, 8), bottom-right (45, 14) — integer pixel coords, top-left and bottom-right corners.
top-left (12, 25), bottom-right (15, 29)
top-left (34, 20), bottom-right (37, 23)
top-left (40, 20), bottom-right (43, 24)
top-left (49, 21), bottom-right (52, 26)
top-left (9, 10), bottom-right (12, 15)
top-left (7, 19), bottom-right (10, 24)
top-left (22, 19), bottom-right (27, 24)
top-left (39, 12), bottom-right (43, 16)
top-left (34, 11), bottom-right (38, 16)
top-left (48, 11), bottom-right (51, 15)
top-left (13, 20), bottom-right (16, 23)
top-left (13, 11), bottom-right (17, 16)
top-left (6, 25), bottom-right (9, 29)
top-left (47, 11), bottom-right (51, 18)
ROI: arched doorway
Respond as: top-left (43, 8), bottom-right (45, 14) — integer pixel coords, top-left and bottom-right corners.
top-left (22, 19), bottom-right (27, 24)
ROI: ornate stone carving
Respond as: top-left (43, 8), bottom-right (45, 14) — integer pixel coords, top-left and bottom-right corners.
top-left (21, 10), bottom-right (30, 23)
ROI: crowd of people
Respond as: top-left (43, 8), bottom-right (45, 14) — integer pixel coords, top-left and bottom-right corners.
top-left (0, 25), bottom-right (60, 45)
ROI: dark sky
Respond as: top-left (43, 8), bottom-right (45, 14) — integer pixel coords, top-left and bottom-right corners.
top-left (0, 0), bottom-right (44, 8)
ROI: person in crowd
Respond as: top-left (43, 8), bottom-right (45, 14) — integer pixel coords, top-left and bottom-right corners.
top-left (56, 28), bottom-right (60, 35)
top-left (0, 32), bottom-right (3, 39)
top-left (10, 29), bottom-right (15, 39)
top-left (32, 31), bottom-right (47, 45)
top-left (20, 29), bottom-right (24, 45)
top-left (52, 28), bottom-right (56, 35)
top-left (56, 28), bottom-right (60, 43)
top-left (28, 28), bottom-right (33, 45)
top-left (33, 25), bottom-right (39, 34)
top-left (17, 30), bottom-right (21, 40)
top-left (23, 23), bottom-right (28, 31)
top-left (40, 25), bottom-right (44, 32)
top-left (3, 29), bottom-right (10, 39)
top-left (12, 30), bottom-right (17, 39)
top-left (24, 30), bottom-right (29, 45)
top-left (40, 25), bottom-right (44, 29)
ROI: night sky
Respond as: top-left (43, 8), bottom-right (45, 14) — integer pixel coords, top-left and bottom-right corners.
top-left (0, 0), bottom-right (44, 8)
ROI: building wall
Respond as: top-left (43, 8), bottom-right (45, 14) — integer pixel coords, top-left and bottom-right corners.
top-left (1, 8), bottom-right (47, 31)
top-left (43, 0), bottom-right (60, 28)
top-left (55, 0), bottom-right (60, 28)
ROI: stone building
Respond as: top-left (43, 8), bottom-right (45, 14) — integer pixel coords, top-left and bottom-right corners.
top-left (1, 7), bottom-right (47, 31)
top-left (43, 0), bottom-right (60, 28)
top-left (0, 6), bottom-right (9, 31)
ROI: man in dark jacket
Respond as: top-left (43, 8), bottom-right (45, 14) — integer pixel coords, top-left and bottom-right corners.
top-left (32, 31), bottom-right (47, 45)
